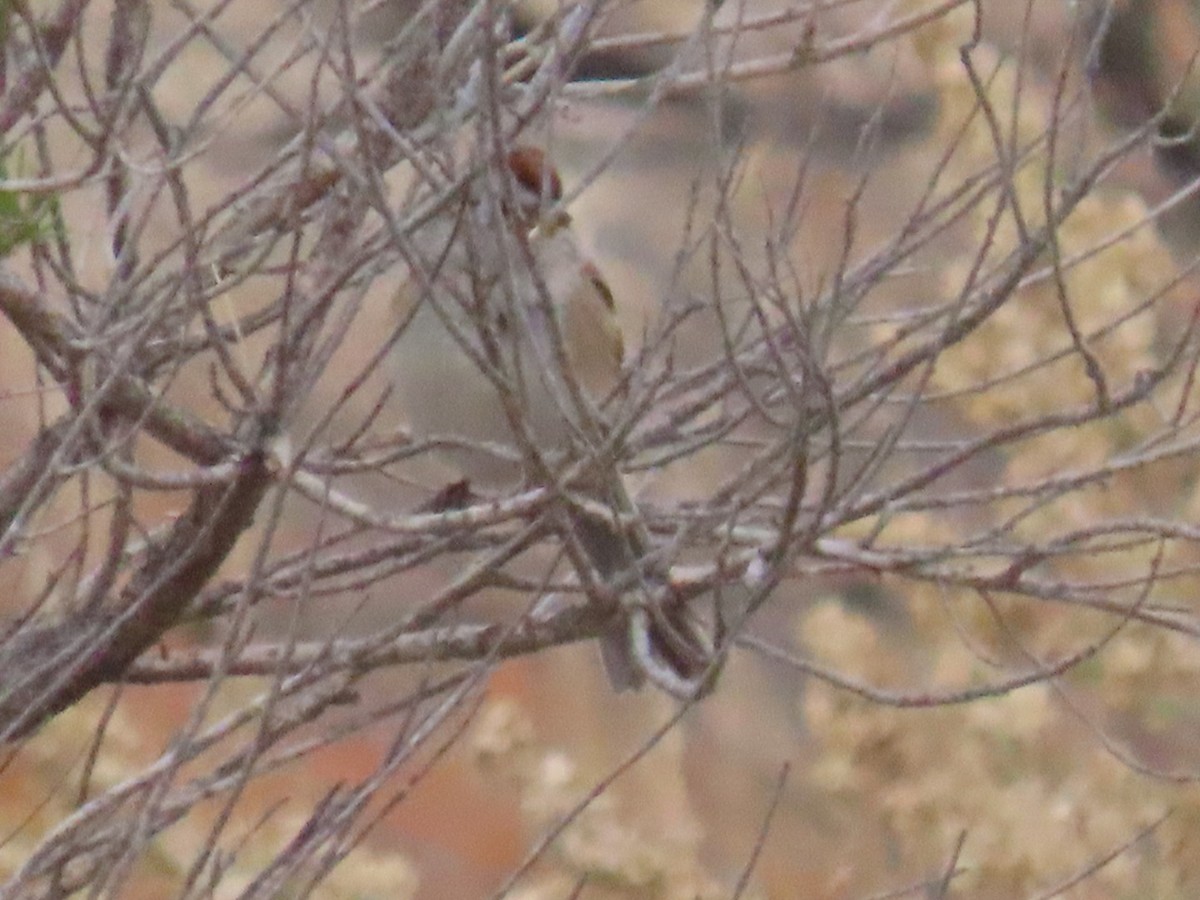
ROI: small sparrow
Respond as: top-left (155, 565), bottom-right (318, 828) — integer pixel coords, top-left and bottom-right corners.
top-left (389, 146), bottom-right (712, 694)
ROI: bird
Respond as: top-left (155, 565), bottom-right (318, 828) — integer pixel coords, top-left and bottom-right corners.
top-left (387, 145), bottom-right (713, 695)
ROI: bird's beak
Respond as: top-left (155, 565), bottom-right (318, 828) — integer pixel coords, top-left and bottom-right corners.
top-left (532, 207), bottom-right (573, 238)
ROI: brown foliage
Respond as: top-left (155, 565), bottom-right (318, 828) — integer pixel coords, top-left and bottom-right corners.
top-left (4, 0), bottom-right (1200, 896)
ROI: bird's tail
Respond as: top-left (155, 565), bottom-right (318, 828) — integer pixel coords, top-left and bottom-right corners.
top-left (569, 509), bottom-right (712, 694)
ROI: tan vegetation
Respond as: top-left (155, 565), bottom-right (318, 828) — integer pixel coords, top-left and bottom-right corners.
top-left (3, 0), bottom-right (1200, 896)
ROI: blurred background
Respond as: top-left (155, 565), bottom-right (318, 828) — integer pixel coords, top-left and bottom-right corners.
top-left (7, 0), bottom-right (1200, 897)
